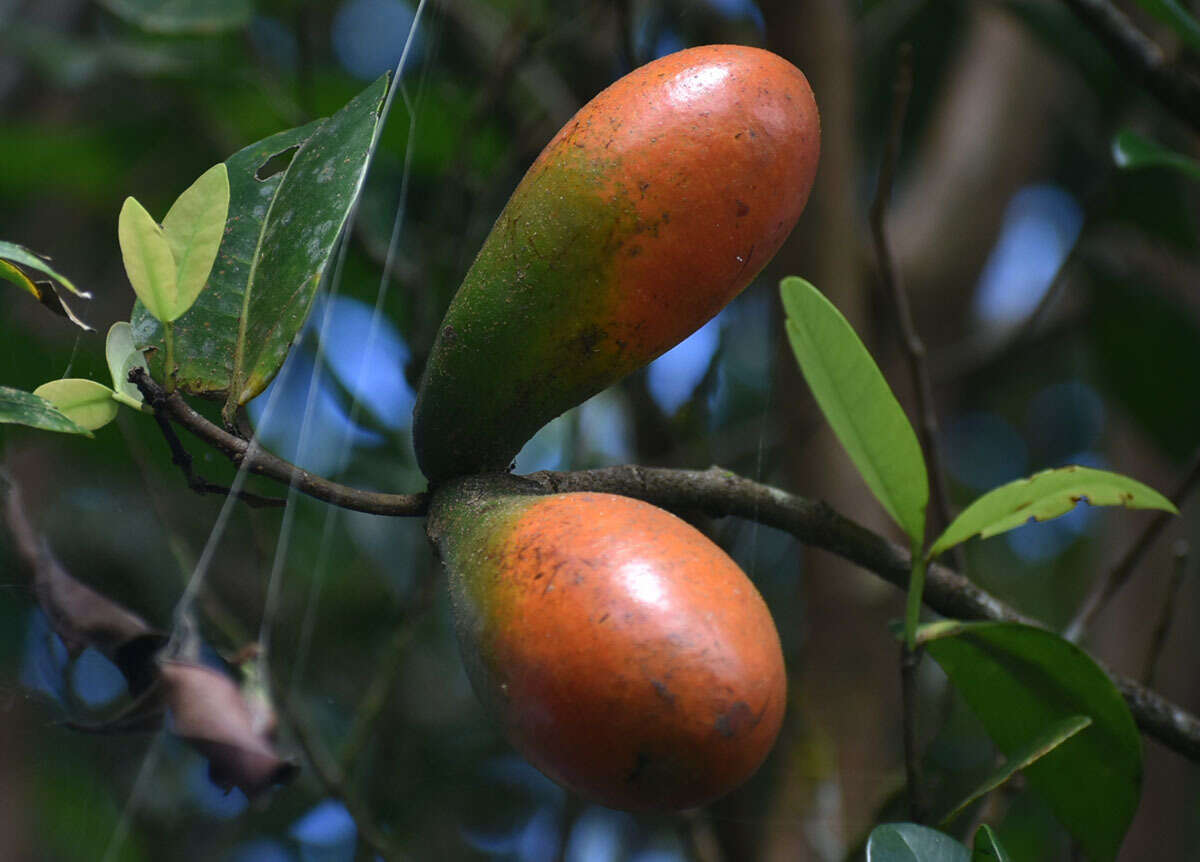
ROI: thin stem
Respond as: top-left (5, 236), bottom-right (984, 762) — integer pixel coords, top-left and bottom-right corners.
top-left (132, 369), bottom-right (428, 516)
top-left (1142, 540), bottom-right (1189, 688)
top-left (132, 369), bottom-right (286, 508)
top-left (130, 379), bottom-right (1200, 764)
top-left (1066, 442), bottom-right (1200, 641)
top-left (1059, 0), bottom-right (1200, 134)
top-left (868, 43), bottom-right (961, 570)
top-left (163, 320), bottom-right (176, 395)
top-left (905, 551), bottom-right (927, 650)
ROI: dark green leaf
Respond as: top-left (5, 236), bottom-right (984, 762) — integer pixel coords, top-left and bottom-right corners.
top-left (0, 385), bottom-right (93, 436)
top-left (922, 621), bottom-right (1142, 861)
top-left (1131, 0), bottom-right (1200, 55)
top-left (971, 825), bottom-right (1011, 862)
top-left (95, 0), bottom-right (252, 34)
top-left (939, 715), bottom-right (1091, 826)
top-left (132, 75), bottom-right (388, 420)
top-left (780, 276), bottom-right (928, 546)
top-left (928, 466), bottom-right (1176, 559)
top-left (866, 823), bottom-right (970, 862)
top-left (1112, 130), bottom-right (1200, 181)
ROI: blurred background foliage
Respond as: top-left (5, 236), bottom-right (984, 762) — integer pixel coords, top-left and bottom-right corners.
top-left (2, 0), bottom-right (1200, 859)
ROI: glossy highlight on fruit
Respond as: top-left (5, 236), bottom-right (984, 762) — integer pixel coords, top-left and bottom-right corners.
top-left (427, 475), bottom-right (787, 811)
top-left (413, 45), bottom-right (820, 482)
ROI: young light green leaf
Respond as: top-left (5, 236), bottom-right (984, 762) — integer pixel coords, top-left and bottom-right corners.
top-left (119, 196), bottom-right (177, 323)
top-left (1132, 0), bottom-right (1200, 55)
top-left (130, 75), bottom-right (389, 422)
top-left (929, 465), bottom-right (1176, 559)
top-left (0, 385), bottom-right (93, 437)
top-left (971, 825), bottom-right (1011, 862)
top-left (1112, 130), bottom-right (1200, 182)
top-left (865, 823), bottom-right (970, 862)
top-left (106, 321), bottom-right (150, 409)
top-left (922, 621), bottom-right (1141, 862)
top-left (781, 276), bottom-right (929, 546)
top-left (32, 379), bottom-right (119, 431)
top-left (939, 715), bottom-right (1092, 826)
top-left (162, 162), bottom-right (230, 320)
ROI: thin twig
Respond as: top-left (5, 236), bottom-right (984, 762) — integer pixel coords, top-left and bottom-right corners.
top-left (133, 371), bottom-right (287, 509)
top-left (130, 378), bottom-right (1200, 764)
top-left (1059, 0), bottom-right (1200, 135)
top-left (867, 44), bottom-right (960, 568)
top-left (131, 369), bottom-right (429, 516)
top-left (1065, 443), bottom-right (1200, 640)
top-left (1142, 541), bottom-right (1189, 688)
top-left (531, 465), bottom-right (1200, 763)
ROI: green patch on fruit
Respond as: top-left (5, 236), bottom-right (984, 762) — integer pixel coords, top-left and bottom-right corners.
top-left (414, 148), bottom-right (647, 481)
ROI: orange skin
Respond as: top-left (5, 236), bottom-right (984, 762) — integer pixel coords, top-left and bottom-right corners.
top-left (430, 479), bottom-right (786, 811)
top-left (413, 45), bottom-right (820, 481)
top-left (559, 43), bottom-right (821, 356)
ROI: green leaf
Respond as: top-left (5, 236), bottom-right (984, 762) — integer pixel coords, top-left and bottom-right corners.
top-left (971, 825), bottom-right (1011, 862)
top-left (928, 466), bottom-right (1176, 559)
top-left (0, 240), bottom-right (86, 296)
top-left (0, 240), bottom-right (92, 329)
top-left (119, 196), bottom-right (178, 323)
top-left (106, 322), bottom-right (150, 410)
top-left (1131, 0), bottom-right (1200, 55)
top-left (130, 75), bottom-right (389, 422)
top-left (939, 715), bottom-right (1092, 826)
top-left (922, 621), bottom-right (1142, 862)
top-left (31, 379), bottom-right (119, 432)
top-left (161, 162), bottom-right (230, 320)
top-left (0, 385), bottom-right (93, 437)
top-left (1112, 130), bottom-right (1200, 182)
top-left (865, 823), bottom-right (970, 862)
top-left (780, 276), bottom-right (928, 546)
top-left (95, 0), bottom-right (252, 34)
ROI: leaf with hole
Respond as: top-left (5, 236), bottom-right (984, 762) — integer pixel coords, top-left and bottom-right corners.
top-left (865, 823), bottom-right (969, 862)
top-left (939, 714), bottom-right (1091, 826)
top-left (106, 322), bottom-right (150, 410)
top-left (971, 825), bottom-right (1011, 862)
top-left (780, 276), bottom-right (928, 546)
top-left (1112, 130), bottom-right (1200, 182)
top-left (130, 74), bottom-right (388, 423)
top-left (0, 386), bottom-right (93, 436)
top-left (31, 379), bottom-right (118, 432)
top-left (95, 0), bottom-right (252, 34)
top-left (928, 465), bottom-right (1176, 559)
top-left (921, 621), bottom-right (1141, 862)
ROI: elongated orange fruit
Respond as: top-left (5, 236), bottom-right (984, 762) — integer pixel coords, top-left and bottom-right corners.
top-left (413, 45), bottom-right (820, 482)
top-left (427, 476), bottom-right (787, 810)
